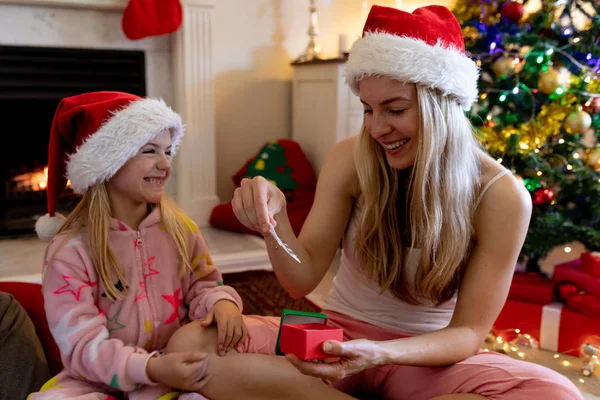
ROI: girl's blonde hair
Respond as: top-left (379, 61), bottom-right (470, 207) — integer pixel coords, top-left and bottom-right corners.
top-left (354, 85), bottom-right (482, 305)
top-left (43, 183), bottom-right (193, 301)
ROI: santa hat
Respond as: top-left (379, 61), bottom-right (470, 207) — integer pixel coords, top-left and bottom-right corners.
top-left (344, 5), bottom-right (479, 108)
top-left (35, 91), bottom-right (184, 241)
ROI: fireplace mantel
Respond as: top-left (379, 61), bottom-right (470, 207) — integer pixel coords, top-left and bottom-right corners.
top-left (0, 0), bottom-right (214, 11)
top-left (0, 0), bottom-right (219, 227)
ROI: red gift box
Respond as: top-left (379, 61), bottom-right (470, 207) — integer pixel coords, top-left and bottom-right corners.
top-left (554, 258), bottom-right (600, 298)
top-left (508, 272), bottom-right (554, 305)
top-left (280, 323), bottom-right (344, 360)
top-left (493, 299), bottom-right (600, 356)
top-left (581, 252), bottom-right (600, 277)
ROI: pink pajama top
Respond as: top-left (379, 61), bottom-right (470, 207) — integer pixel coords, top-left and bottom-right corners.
top-left (42, 208), bottom-right (242, 392)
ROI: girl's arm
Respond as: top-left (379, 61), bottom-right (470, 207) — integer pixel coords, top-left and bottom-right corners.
top-left (184, 229), bottom-right (243, 321)
top-left (232, 136), bottom-right (359, 299)
top-left (43, 246), bottom-right (157, 391)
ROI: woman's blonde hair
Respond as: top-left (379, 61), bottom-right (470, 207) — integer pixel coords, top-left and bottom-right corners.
top-left (354, 85), bottom-right (482, 305)
top-left (43, 183), bottom-right (193, 301)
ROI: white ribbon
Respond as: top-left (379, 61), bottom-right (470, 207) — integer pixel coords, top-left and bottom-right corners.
top-left (540, 302), bottom-right (563, 351)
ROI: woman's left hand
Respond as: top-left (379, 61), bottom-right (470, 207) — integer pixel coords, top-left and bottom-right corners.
top-left (201, 300), bottom-right (248, 356)
top-left (285, 339), bottom-right (384, 382)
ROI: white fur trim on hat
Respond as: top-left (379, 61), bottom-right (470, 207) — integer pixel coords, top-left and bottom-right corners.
top-left (35, 213), bottom-right (67, 241)
top-left (67, 98), bottom-right (184, 194)
top-left (344, 32), bottom-right (479, 107)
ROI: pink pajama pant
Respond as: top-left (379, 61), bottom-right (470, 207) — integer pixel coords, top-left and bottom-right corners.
top-left (30, 311), bottom-right (583, 399)
top-left (241, 310), bottom-right (584, 400)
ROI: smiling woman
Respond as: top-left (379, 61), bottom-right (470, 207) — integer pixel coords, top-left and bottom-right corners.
top-left (179, 4), bottom-right (583, 400)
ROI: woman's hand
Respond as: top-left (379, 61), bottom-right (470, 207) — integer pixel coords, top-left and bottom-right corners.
top-left (285, 339), bottom-right (385, 382)
top-left (146, 352), bottom-right (211, 391)
top-left (200, 300), bottom-right (248, 356)
top-left (231, 176), bottom-right (286, 236)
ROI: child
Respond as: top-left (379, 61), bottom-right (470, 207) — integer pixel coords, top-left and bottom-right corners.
top-left (29, 92), bottom-right (246, 399)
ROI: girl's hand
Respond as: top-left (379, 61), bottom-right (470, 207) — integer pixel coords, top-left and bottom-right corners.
top-left (200, 300), bottom-right (248, 356)
top-left (285, 339), bottom-right (384, 382)
top-left (231, 176), bottom-right (286, 236)
top-left (146, 352), bottom-right (210, 391)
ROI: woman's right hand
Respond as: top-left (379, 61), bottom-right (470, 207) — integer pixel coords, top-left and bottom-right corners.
top-left (231, 176), bottom-right (286, 236)
top-left (146, 352), bottom-right (211, 391)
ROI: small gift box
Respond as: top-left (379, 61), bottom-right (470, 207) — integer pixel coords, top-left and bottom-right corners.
top-left (275, 309), bottom-right (344, 360)
top-left (581, 252), bottom-right (600, 277)
top-left (280, 323), bottom-right (344, 360)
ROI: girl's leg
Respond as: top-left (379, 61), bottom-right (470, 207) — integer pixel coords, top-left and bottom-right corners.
top-left (364, 350), bottom-right (582, 400)
top-left (28, 370), bottom-right (119, 400)
top-left (165, 319), bottom-right (356, 400)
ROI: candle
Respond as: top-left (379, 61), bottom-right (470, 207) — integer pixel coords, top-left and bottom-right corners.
top-left (338, 34), bottom-right (349, 57)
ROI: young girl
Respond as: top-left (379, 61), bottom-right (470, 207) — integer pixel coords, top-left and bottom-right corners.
top-left (162, 5), bottom-right (582, 400)
top-left (29, 92), bottom-right (247, 399)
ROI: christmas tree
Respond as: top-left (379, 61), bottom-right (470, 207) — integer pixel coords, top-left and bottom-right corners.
top-left (452, 0), bottom-right (600, 272)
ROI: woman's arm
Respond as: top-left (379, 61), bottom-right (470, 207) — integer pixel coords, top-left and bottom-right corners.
top-left (376, 172), bottom-right (532, 366)
top-left (233, 136), bottom-right (359, 298)
top-left (289, 172), bottom-right (532, 379)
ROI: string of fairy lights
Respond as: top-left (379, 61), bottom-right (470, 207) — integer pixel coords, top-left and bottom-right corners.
top-left (485, 330), bottom-right (600, 383)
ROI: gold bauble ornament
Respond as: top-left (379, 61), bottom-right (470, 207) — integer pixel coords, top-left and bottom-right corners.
top-left (538, 68), bottom-right (563, 94)
top-left (518, 45), bottom-right (532, 58)
top-left (463, 26), bottom-right (481, 41)
top-left (492, 57), bottom-right (516, 78)
top-left (564, 110), bottom-right (592, 134)
top-left (586, 148), bottom-right (600, 170)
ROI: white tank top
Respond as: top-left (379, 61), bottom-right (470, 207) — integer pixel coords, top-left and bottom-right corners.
top-left (323, 169), bottom-right (511, 334)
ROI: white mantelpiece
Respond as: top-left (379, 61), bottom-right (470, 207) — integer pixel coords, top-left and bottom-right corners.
top-left (0, 0), bottom-right (218, 227)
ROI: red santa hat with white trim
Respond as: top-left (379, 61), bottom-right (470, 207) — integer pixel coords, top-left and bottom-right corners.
top-left (35, 91), bottom-right (184, 241)
top-left (344, 5), bottom-right (479, 108)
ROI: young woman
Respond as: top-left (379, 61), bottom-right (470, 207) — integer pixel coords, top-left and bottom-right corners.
top-left (165, 5), bottom-right (582, 400)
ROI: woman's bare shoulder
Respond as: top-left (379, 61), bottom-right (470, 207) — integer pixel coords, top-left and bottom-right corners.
top-left (476, 153), bottom-right (531, 221)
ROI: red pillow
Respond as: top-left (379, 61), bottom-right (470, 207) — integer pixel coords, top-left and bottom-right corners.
top-left (210, 139), bottom-right (316, 236)
top-left (0, 281), bottom-right (63, 375)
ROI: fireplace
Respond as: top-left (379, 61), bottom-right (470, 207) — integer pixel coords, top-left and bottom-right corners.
top-left (0, 45), bottom-right (146, 237)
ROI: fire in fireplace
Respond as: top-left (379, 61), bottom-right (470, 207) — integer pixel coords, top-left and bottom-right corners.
top-left (8, 167), bottom-right (72, 193)
top-left (0, 45), bottom-right (146, 237)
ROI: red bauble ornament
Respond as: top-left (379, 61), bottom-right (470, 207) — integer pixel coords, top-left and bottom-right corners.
top-left (532, 187), bottom-right (554, 205)
top-left (583, 97), bottom-right (600, 115)
top-left (501, 1), bottom-right (525, 23)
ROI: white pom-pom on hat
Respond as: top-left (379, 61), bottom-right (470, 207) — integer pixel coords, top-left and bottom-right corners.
top-left (35, 213), bottom-right (67, 242)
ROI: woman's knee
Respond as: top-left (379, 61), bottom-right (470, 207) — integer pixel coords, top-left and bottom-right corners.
top-left (460, 353), bottom-right (583, 400)
top-left (165, 321), bottom-right (218, 355)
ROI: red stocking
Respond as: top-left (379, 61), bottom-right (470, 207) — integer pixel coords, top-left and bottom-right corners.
top-left (122, 0), bottom-right (183, 40)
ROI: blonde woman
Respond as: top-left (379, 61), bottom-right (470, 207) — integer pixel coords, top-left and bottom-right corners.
top-left (165, 5), bottom-right (582, 400)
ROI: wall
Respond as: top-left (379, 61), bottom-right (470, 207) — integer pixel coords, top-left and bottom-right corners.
top-left (213, 0), bottom-right (402, 201)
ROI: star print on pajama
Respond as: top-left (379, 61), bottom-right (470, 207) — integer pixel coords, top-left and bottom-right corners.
top-left (135, 256), bottom-right (160, 301)
top-left (53, 270), bottom-right (98, 301)
top-left (162, 288), bottom-right (183, 324)
top-left (192, 253), bottom-right (214, 279)
top-left (106, 307), bottom-right (125, 332)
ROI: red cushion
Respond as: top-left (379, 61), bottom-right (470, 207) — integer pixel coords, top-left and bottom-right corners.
top-left (0, 282), bottom-right (63, 375)
top-left (210, 139), bottom-right (316, 236)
